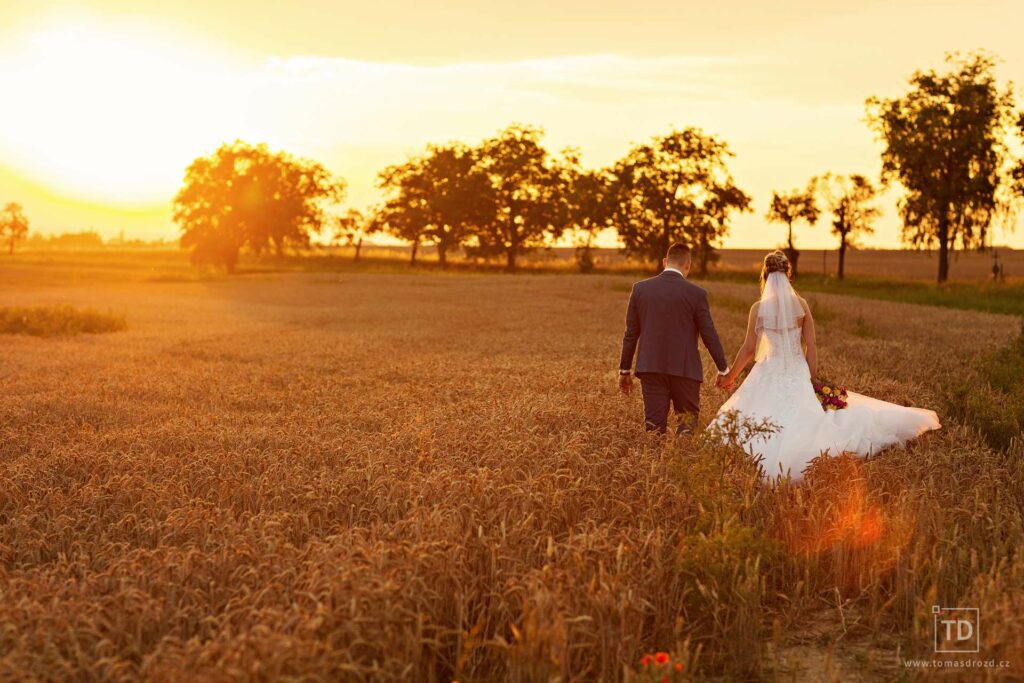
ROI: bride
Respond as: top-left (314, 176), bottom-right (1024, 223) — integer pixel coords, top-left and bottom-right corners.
top-left (712, 250), bottom-right (940, 479)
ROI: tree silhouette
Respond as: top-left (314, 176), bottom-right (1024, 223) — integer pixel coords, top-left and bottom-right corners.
top-left (333, 208), bottom-right (379, 262)
top-left (373, 164), bottom-right (427, 267)
top-left (377, 143), bottom-right (490, 268)
top-left (372, 201), bottom-right (425, 266)
top-left (263, 154), bottom-right (342, 256)
top-left (560, 150), bottom-right (614, 273)
top-left (0, 203), bottom-right (29, 255)
top-left (177, 143), bottom-right (342, 265)
top-left (174, 141), bottom-right (343, 272)
top-left (1013, 113), bottom-right (1024, 206)
top-left (696, 184), bottom-right (752, 277)
top-left (816, 174), bottom-right (880, 280)
top-left (765, 183), bottom-right (819, 278)
top-left (471, 125), bottom-right (564, 272)
top-left (611, 128), bottom-right (749, 273)
top-left (866, 52), bottom-right (1015, 282)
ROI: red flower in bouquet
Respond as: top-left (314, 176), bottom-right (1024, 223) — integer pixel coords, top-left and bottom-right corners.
top-left (812, 377), bottom-right (848, 411)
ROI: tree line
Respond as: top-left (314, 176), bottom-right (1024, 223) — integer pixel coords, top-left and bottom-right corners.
top-left (172, 124), bottom-right (753, 276)
top-left (0, 50), bottom-right (998, 283)
top-left (764, 52), bottom-right (1023, 282)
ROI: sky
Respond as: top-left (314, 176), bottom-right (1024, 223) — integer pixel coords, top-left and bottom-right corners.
top-left (1, 0), bottom-right (1023, 249)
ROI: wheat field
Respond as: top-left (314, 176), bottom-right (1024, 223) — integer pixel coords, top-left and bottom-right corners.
top-left (1, 259), bottom-right (1022, 681)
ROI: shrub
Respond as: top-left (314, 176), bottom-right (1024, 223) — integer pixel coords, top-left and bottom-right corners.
top-left (0, 305), bottom-right (126, 337)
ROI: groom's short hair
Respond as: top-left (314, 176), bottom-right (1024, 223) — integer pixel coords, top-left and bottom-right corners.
top-left (666, 243), bottom-right (691, 264)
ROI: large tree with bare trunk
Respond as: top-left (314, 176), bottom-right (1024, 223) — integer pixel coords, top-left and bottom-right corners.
top-left (376, 142), bottom-right (491, 268)
top-left (610, 128), bottom-right (749, 274)
top-left (766, 183), bottom-right (819, 278)
top-left (174, 141), bottom-right (344, 272)
top-left (815, 173), bottom-right (880, 280)
top-left (867, 52), bottom-right (1016, 282)
top-left (470, 125), bottom-right (565, 272)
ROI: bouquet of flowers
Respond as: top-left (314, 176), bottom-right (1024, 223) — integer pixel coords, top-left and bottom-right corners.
top-left (813, 377), bottom-right (848, 411)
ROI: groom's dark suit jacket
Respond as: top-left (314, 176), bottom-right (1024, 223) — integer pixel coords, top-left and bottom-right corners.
top-left (619, 270), bottom-right (728, 381)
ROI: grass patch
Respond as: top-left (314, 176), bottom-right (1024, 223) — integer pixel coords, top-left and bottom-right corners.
top-left (806, 297), bottom-right (838, 324)
top-left (709, 291), bottom-right (752, 313)
top-left (703, 271), bottom-right (1024, 316)
top-left (0, 305), bottom-right (127, 337)
top-left (949, 320), bottom-right (1024, 450)
top-left (852, 313), bottom-right (876, 338)
top-left (610, 280), bottom-right (633, 293)
top-left (0, 269), bottom-right (1021, 680)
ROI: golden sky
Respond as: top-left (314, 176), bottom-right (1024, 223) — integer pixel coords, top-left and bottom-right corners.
top-left (1, 0), bottom-right (1023, 248)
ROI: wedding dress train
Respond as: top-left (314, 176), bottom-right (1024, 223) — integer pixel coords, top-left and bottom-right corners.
top-left (711, 273), bottom-right (940, 479)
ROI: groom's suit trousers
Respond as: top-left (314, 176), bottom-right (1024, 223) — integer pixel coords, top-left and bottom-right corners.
top-left (619, 270), bottom-right (727, 435)
top-left (637, 373), bottom-right (700, 435)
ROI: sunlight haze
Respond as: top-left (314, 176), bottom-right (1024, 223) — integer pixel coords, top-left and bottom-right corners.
top-left (1, 0), bottom-right (1023, 248)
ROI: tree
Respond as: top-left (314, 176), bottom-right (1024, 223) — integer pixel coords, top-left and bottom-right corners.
top-left (377, 143), bottom-right (490, 268)
top-left (816, 174), bottom-right (880, 280)
top-left (471, 125), bottom-right (564, 272)
top-left (372, 201), bottom-right (425, 266)
top-left (333, 208), bottom-right (379, 262)
top-left (0, 203), bottom-right (29, 254)
top-left (173, 141), bottom-right (344, 272)
top-left (696, 183), bottom-right (752, 277)
top-left (610, 128), bottom-right (749, 273)
top-left (373, 172), bottom-right (427, 267)
top-left (560, 150), bottom-right (614, 273)
top-left (866, 52), bottom-right (1016, 282)
top-left (262, 154), bottom-right (343, 256)
top-left (765, 183), bottom-right (819, 278)
top-left (1013, 113), bottom-right (1024, 204)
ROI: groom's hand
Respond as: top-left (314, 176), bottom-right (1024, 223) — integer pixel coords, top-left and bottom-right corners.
top-left (619, 373), bottom-right (633, 396)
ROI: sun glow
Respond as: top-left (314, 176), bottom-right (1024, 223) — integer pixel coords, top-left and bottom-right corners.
top-left (0, 20), bottom-right (257, 206)
top-left (1, 4), bottom-right (1022, 247)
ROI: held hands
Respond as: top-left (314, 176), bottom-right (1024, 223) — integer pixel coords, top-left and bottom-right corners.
top-left (621, 370), bottom-right (734, 394)
top-left (715, 372), bottom-right (735, 392)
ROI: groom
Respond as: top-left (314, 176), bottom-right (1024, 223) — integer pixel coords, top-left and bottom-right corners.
top-left (618, 244), bottom-right (730, 434)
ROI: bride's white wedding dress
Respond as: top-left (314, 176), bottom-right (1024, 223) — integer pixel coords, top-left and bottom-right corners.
top-left (711, 272), bottom-right (940, 479)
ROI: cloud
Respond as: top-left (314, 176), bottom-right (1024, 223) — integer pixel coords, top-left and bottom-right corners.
top-left (0, 21), bottom-right (929, 246)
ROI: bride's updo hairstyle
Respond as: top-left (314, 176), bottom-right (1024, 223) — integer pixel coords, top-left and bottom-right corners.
top-left (760, 250), bottom-right (791, 291)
